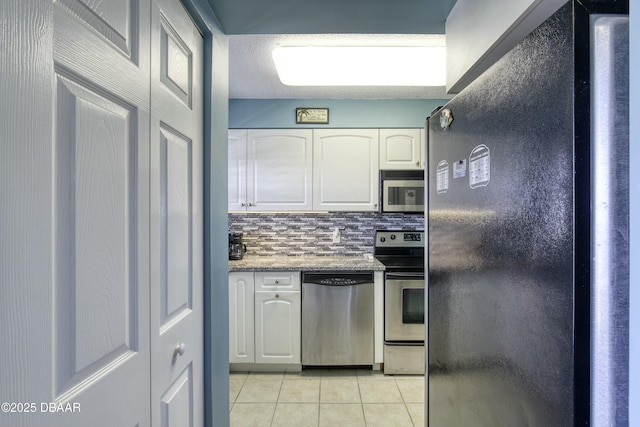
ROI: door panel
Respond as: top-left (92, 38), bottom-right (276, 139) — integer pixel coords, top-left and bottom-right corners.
top-left (161, 365), bottom-right (194, 427)
top-left (50, 0), bottom-right (151, 425)
top-left (54, 71), bottom-right (139, 397)
top-left (150, 0), bottom-right (203, 425)
top-left (56, 0), bottom-right (138, 60)
top-left (159, 125), bottom-right (193, 327)
top-left (160, 16), bottom-right (193, 108)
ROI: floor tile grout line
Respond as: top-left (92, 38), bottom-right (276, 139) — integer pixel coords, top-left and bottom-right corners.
top-left (269, 373), bottom-right (285, 427)
top-left (396, 375), bottom-right (414, 427)
top-left (356, 375), bottom-right (366, 426)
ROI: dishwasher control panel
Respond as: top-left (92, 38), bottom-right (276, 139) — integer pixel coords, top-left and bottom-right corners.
top-left (319, 277), bottom-right (357, 286)
top-left (302, 272), bottom-right (374, 286)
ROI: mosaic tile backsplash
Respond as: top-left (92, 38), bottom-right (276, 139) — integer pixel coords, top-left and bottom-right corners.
top-left (229, 212), bottom-right (424, 256)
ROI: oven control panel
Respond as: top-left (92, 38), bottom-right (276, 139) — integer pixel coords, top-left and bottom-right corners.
top-left (375, 230), bottom-right (424, 247)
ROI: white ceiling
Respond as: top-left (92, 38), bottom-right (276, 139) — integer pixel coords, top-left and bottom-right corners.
top-left (207, 0), bottom-right (457, 100)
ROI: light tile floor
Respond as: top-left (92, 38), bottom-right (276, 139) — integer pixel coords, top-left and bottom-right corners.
top-left (230, 369), bottom-right (425, 427)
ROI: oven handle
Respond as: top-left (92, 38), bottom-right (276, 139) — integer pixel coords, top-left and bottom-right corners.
top-left (385, 272), bottom-right (424, 281)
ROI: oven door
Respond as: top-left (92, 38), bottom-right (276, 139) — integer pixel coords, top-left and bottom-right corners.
top-left (384, 273), bottom-right (425, 342)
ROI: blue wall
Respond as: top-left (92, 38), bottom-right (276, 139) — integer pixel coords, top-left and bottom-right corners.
top-left (229, 98), bottom-right (450, 128)
top-left (630, 1), bottom-right (638, 425)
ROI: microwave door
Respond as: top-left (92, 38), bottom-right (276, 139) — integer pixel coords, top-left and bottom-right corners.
top-left (383, 180), bottom-right (425, 212)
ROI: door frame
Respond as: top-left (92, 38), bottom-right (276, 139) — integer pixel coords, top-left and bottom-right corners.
top-left (179, 2), bottom-right (230, 427)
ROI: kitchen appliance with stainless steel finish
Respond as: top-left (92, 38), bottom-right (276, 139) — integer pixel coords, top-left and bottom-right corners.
top-left (301, 271), bottom-right (374, 366)
top-left (374, 230), bottom-right (425, 374)
top-left (427, 3), bottom-right (628, 425)
top-left (228, 232), bottom-right (246, 260)
top-left (381, 170), bottom-right (425, 213)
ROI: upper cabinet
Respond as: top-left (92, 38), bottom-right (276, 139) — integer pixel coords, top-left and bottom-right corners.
top-left (228, 129), bottom-right (313, 212)
top-left (379, 128), bottom-right (423, 170)
top-left (228, 129), bottom-right (248, 212)
top-left (313, 129), bottom-right (379, 211)
top-left (229, 128), bottom-right (424, 212)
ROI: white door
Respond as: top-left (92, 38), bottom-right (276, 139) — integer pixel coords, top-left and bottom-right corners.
top-left (313, 129), bottom-right (380, 211)
top-left (2, 1), bottom-right (204, 425)
top-left (254, 292), bottom-right (301, 364)
top-left (52, 1), bottom-right (152, 426)
top-left (150, 0), bottom-right (204, 426)
top-left (247, 129), bottom-right (313, 211)
top-left (228, 129), bottom-right (248, 212)
top-left (2, 0), bottom-right (154, 425)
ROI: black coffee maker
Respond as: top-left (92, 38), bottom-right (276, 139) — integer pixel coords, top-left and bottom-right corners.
top-left (229, 232), bottom-right (247, 260)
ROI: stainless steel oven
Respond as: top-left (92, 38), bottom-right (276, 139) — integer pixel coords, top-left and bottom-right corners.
top-left (384, 273), bottom-right (424, 342)
top-left (374, 230), bottom-right (425, 375)
top-left (381, 170), bottom-right (425, 213)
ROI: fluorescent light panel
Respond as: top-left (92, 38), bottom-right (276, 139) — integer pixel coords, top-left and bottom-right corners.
top-left (272, 45), bottom-right (446, 86)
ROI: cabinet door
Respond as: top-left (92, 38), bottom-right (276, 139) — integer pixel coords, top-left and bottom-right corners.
top-left (228, 129), bottom-right (247, 212)
top-left (254, 291), bottom-right (301, 364)
top-left (313, 129), bottom-right (379, 211)
top-left (379, 128), bottom-right (422, 170)
top-left (229, 272), bottom-right (255, 363)
top-left (247, 129), bottom-right (313, 211)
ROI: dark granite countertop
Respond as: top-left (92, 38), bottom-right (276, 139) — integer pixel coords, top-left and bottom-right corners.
top-left (228, 255), bottom-right (386, 272)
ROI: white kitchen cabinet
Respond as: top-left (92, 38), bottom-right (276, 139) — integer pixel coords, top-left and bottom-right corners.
top-left (228, 129), bottom-right (247, 212)
top-left (254, 291), bottom-right (301, 364)
top-left (228, 129), bottom-right (313, 211)
top-left (229, 271), bottom-right (301, 366)
top-left (229, 272), bottom-right (255, 363)
top-left (379, 128), bottom-right (423, 170)
top-left (313, 129), bottom-right (379, 211)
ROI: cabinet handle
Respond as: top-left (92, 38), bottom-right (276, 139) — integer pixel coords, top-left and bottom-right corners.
top-left (275, 280), bottom-right (279, 284)
top-left (248, 202), bottom-right (254, 207)
top-left (275, 294), bottom-right (280, 298)
top-left (416, 161), bottom-right (420, 166)
top-left (240, 202), bottom-right (246, 207)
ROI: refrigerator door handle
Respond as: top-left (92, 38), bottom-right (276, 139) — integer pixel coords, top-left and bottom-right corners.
top-left (590, 15), bottom-right (629, 427)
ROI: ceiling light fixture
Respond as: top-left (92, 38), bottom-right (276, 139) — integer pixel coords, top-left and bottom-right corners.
top-left (272, 45), bottom-right (446, 87)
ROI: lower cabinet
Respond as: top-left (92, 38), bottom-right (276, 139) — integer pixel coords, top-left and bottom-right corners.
top-left (229, 272), bottom-right (255, 363)
top-left (229, 271), bottom-right (301, 365)
top-left (254, 291), bottom-right (301, 364)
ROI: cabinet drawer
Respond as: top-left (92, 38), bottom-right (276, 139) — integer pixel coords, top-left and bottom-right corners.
top-left (255, 271), bottom-right (301, 291)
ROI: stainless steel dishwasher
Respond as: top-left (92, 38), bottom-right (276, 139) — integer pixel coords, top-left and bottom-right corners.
top-left (301, 271), bottom-right (374, 366)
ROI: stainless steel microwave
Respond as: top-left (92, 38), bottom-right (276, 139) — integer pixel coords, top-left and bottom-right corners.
top-left (381, 170), bottom-right (425, 213)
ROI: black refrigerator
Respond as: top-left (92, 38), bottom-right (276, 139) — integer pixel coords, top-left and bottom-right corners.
top-left (426, 1), bottom-right (629, 426)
